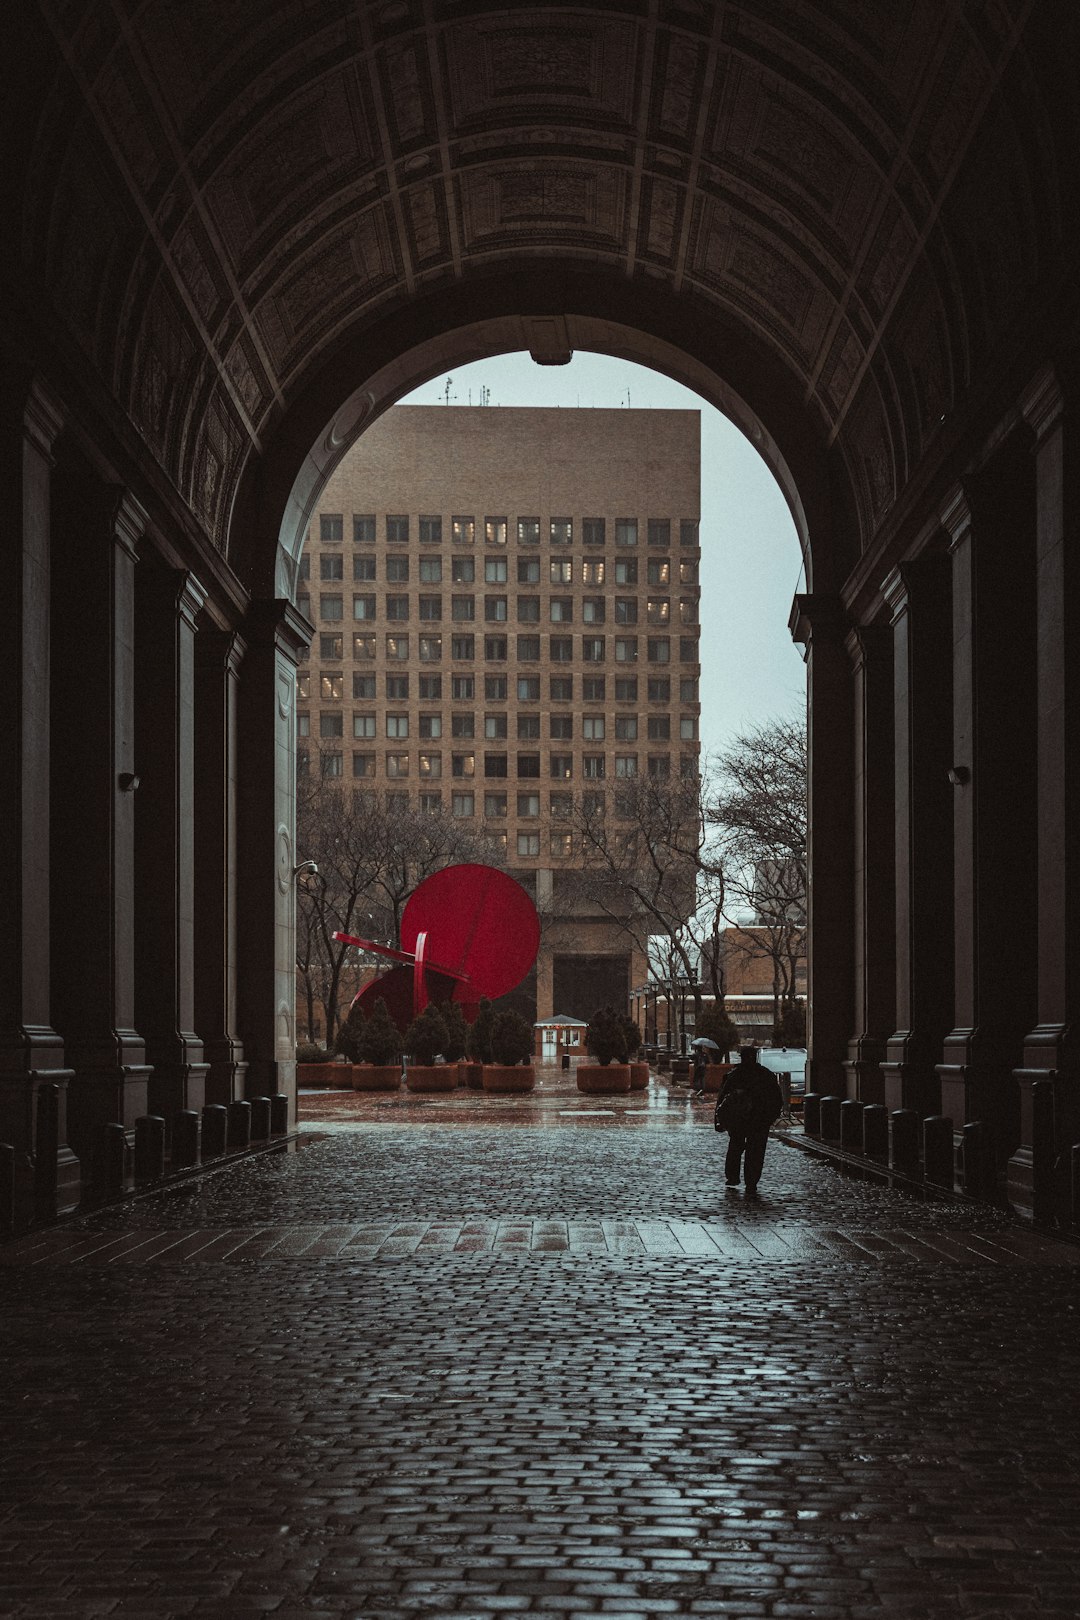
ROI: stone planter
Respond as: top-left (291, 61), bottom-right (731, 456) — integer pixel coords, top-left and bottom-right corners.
top-left (405, 1064), bottom-right (458, 1092)
top-left (576, 1063), bottom-right (631, 1094)
top-left (463, 1061), bottom-right (485, 1089)
top-left (482, 1064), bottom-right (536, 1093)
top-left (298, 1062), bottom-right (350, 1089)
top-left (702, 1062), bottom-right (733, 1094)
top-left (628, 1061), bottom-right (650, 1091)
top-left (351, 1063), bottom-right (401, 1092)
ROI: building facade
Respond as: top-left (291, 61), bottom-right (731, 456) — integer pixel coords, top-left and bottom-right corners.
top-left (299, 405), bottom-right (702, 1024)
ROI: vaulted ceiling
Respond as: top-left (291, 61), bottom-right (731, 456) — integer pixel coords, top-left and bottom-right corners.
top-left (6, 1), bottom-right (1077, 573)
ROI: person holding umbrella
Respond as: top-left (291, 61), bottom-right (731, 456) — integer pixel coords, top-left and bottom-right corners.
top-left (691, 1035), bottom-right (719, 1095)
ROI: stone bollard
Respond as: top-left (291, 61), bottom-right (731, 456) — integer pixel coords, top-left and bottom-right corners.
top-left (961, 1121), bottom-right (989, 1201)
top-left (102, 1123), bottom-right (128, 1195)
top-left (840, 1099), bottom-right (864, 1152)
top-left (201, 1105), bottom-right (228, 1158)
top-left (0, 1143), bottom-right (14, 1232)
top-left (249, 1096), bottom-right (271, 1142)
top-left (862, 1104), bottom-right (889, 1160)
top-left (819, 1095), bottom-right (843, 1141)
top-left (1032, 1079), bottom-right (1056, 1225)
top-left (270, 1094), bottom-right (290, 1135)
top-left (923, 1115), bottom-right (955, 1189)
top-left (226, 1100), bottom-right (251, 1152)
top-left (802, 1094), bottom-right (822, 1136)
top-left (172, 1109), bottom-right (200, 1170)
top-left (33, 1083), bottom-right (60, 1207)
top-left (134, 1116), bottom-right (165, 1184)
top-left (890, 1109), bottom-right (921, 1175)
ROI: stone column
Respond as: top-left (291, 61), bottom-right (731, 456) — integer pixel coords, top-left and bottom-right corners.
top-left (194, 630), bottom-right (248, 1107)
top-left (134, 561), bottom-right (209, 1125)
top-left (534, 868), bottom-right (554, 1022)
top-left (0, 373), bottom-right (80, 1214)
top-left (881, 556), bottom-right (954, 1117)
top-left (937, 455), bottom-right (1038, 1170)
top-left (789, 594), bottom-right (854, 1098)
top-left (844, 624), bottom-right (895, 1106)
top-left (1010, 365), bottom-right (1080, 1210)
top-left (237, 600), bottom-right (311, 1118)
top-left (50, 473), bottom-right (153, 1176)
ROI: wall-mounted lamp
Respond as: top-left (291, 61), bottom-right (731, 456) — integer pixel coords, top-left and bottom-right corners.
top-left (947, 765), bottom-right (970, 787)
top-left (118, 772), bottom-right (140, 793)
top-left (292, 859), bottom-right (319, 878)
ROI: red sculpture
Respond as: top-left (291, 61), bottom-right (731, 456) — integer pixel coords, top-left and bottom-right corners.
top-left (332, 863), bottom-right (540, 1032)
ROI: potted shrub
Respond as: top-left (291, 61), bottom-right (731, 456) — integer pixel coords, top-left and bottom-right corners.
top-left (483, 1009), bottom-right (537, 1093)
top-left (296, 1040), bottom-right (346, 1089)
top-left (464, 997), bottom-right (495, 1089)
top-left (404, 1003), bottom-right (456, 1091)
top-left (440, 1000), bottom-right (469, 1085)
top-left (577, 1005), bottom-right (631, 1094)
top-left (620, 1015), bottom-right (649, 1091)
top-left (349, 998), bottom-right (402, 1091)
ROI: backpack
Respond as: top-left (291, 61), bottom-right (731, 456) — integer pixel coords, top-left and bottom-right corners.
top-left (713, 1083), bottom-right (754, 1134)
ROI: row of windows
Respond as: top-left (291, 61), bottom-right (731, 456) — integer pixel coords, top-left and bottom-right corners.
top-left (301, 712), bottom-right (698, 741)
top-left (302, 753), bottom-right (689, 786)
top-left (302, 631), bottom-right (699, 663)
top-left (320, 593), bottom-right (696, 625)
top-left (317, 515), bottom-right (700, 548)
top-left (303, 554), bottom-right (698, 586)
top-left (300, 670), bottom-right (699, 703)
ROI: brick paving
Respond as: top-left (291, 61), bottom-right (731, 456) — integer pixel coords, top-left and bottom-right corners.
top-left (3, 1081), bottom-right (1080, 1618)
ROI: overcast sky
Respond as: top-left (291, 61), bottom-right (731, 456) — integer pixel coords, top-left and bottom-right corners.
top-left (401, 352), bottom-right (806, 765)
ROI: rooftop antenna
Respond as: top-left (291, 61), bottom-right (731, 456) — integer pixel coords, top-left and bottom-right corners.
top-left (443, 375), bottom-right (454, 405)
top-left (480, 384), bottom-right (490, 406)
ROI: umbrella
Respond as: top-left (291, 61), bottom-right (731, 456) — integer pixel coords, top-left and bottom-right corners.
top-left (691, 1037), bottom-right (720, 1049)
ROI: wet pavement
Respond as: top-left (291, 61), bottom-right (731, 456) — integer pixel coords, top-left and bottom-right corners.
top-left (3, 1069), bottom-right (1080, 1618)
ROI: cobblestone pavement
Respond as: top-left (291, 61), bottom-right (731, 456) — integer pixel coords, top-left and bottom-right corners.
top-left (3, 1087), bottom-right (1080, 1619)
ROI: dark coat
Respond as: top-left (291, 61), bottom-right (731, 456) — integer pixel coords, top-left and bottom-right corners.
top-left (716, 1066), bottom-right (783, 1134)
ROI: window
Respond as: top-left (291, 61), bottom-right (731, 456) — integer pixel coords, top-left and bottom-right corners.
top-left (386, 515), bottom-right (409, 544)
top-left (550, 831), bottom-right (573, 858)
top-left (419, 674), bottom-right (442, 699)
top-left (320, 514), bottom-right (343, 543)
top-left (647, 597), bottom-right (670, 625)
top-left (583, 754), bottom-right (606, 779)
top-left (550, 675), bottom-right (573, 701)
top-left (452, 673), bottom-right (474, 699)
top-left (647, 558), bottom-right (670, 585)
top-left (578, 677), bottom-right (603, 704)
top-left (549, 560), bottom-right (572, 586)
top-left (320, 633), bottom-right (343, 660)
top-left (680, 636), bottom-right (698, 662)
top-left (320, 594), bottom-right (343, 620)
top-left (386, 634), bottom-right (409, 660)
top-left (680, 519), bottom-right (700, 548)
top-left (613, 558), bottom-right (636, 586)
top-left (419, 714), bottom-right (442, 739)
top-left (648, 716), bottom-right (671, 740)
top-left (484, 558), bottom-right (508, 585)
top-left (550, 636), bottom-right (573, 662)
top-left (353, 594), bottom-right (376, 620)
top-left (517, 557), bottom-right (540, 583)
top-left (615, 715), bottom-right (638, 740)
top-left (384, 677), bottom-right (407, 701)
top-left (386, 556), bottom-right (409, 582)
top-left (385, 753), bottom-right (408, 778)
top-left (452, 752), bottom-right (475, 777)
top-left (320, 673), bottom-right (343, 701)
top-left (550, 753), bottom-right (573, 780)
top-left (615, 754), bottom-right (638, 777)
top-left (451, 556), bottom-right (475, 583)
top-left (680, 559), bottom-right (698, 585)
top-left (550, 517), bottom-right (572, 546)
top-left (582, 517), bottom-right (605, 547)
top-left (319, 554), bottom-right (343, 581)
top-left (614, 637), bottom-right (638, 663)
top-left (615, 518), bottom-right (638, 547)
top-left (484, 596), bottom-right (508, 622)
top-left (484, 634), bottom-right (507, 660)
top-left (551, 791), bottom-right (573, 818)
top-left (615, 676), bottom-right (638, 701)
top-left (582, 597), bottom-right (605, 623)
top-left (583, 560), bottom-right (605, 585)
top-left (583, 791), bottom-right (605, 816)
top-left (298, 712), bottom-right (310, 737)
top-left (648, 637), bottom-right (670, 664)
top-left (517, 517), bottom-right (540, 546)
top-left (614, 598), bottom-right (638, 624)
top-left (420, 515), bottom-right (442, 545)
top-left (485, 675), bottom-right (507, 699)
top-left (352, 751), bottom-right (374, 777)
top-left (517, 753), bottom-right (540, 778)
top-left (549, 597), bottom-right (572, 623)
top-left (320, 712), bottom-right (343, 738)
top-left (418, 753), bottom-right (442, 779)
top-left (353, 514), bottom-right (375, 544)
top-left (452, 792), bottom-right (474, 817)
top-left (518, 675), bottom-right (541, 701)
top-left (485, 792), bottom-right (507, 817)
top-left (485, 516), bottom-right (507, 547)
top-left (517, 714), bottom-right (540, 739)
top-left (452, 515), bottom-right (475, 546)
top-left (484, 753), bottom-right (508, 778)
top-left (452, 595), bottom-right (475, 620)
top-left (353, 633), bottom-right (376, 659)
top-left (517, 634), bottom-right (540, 661)
top-left (582, 636), bottom-right (605, 662)
top-left (679, 596), bottom-right (698, 624)
top-left (419, 791), bottom-right (442, 814)
top-left (517, 595), bottom-right (540, 622)
top-left (297, 592), bottom-right (311, 619)
top-left (583, 716), bottom-right (605, 740)
top-left (550, 714), bottom-right (572, 739)
top-left (297, 748), bottom-right (310, 776)
top-left (451, 634), bottom-right (475, 660)
top-left (386, 714), bottom-right (409, 739)
top-left (452, 714), bottom-right (475, 738)
top-left (353, 672), bottom-right (375, 699)
top-left (297, 672), bottom-right (310, 701)
top-left (649, 755), bottom-right (671, 779)
top-left (386, 594), bottom-right (409, 621)
top-left (485, 713), bottom-right (508, 739)
top-left (517, 832), bottom-right (541, 857)
top-left (648, 677), bottom-right (671, 701)
top-left (419, 634), bottom-right (442, 661)
top-left (354, 554), bottom-right (376, 581)
top-left (680, 716), bottom-right (699, 740)
top-left (419, 595), bottom-right (442, 621)
top-left (647, 518), bottom-right (670, 548)
top-left (680, 677), bottom-right (698, 702)
top-left (321, 751), bottom-right (343, 777)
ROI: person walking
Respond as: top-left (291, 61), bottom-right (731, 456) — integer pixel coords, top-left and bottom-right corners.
top-left (714, 1045), bottom-right (783, 1195)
